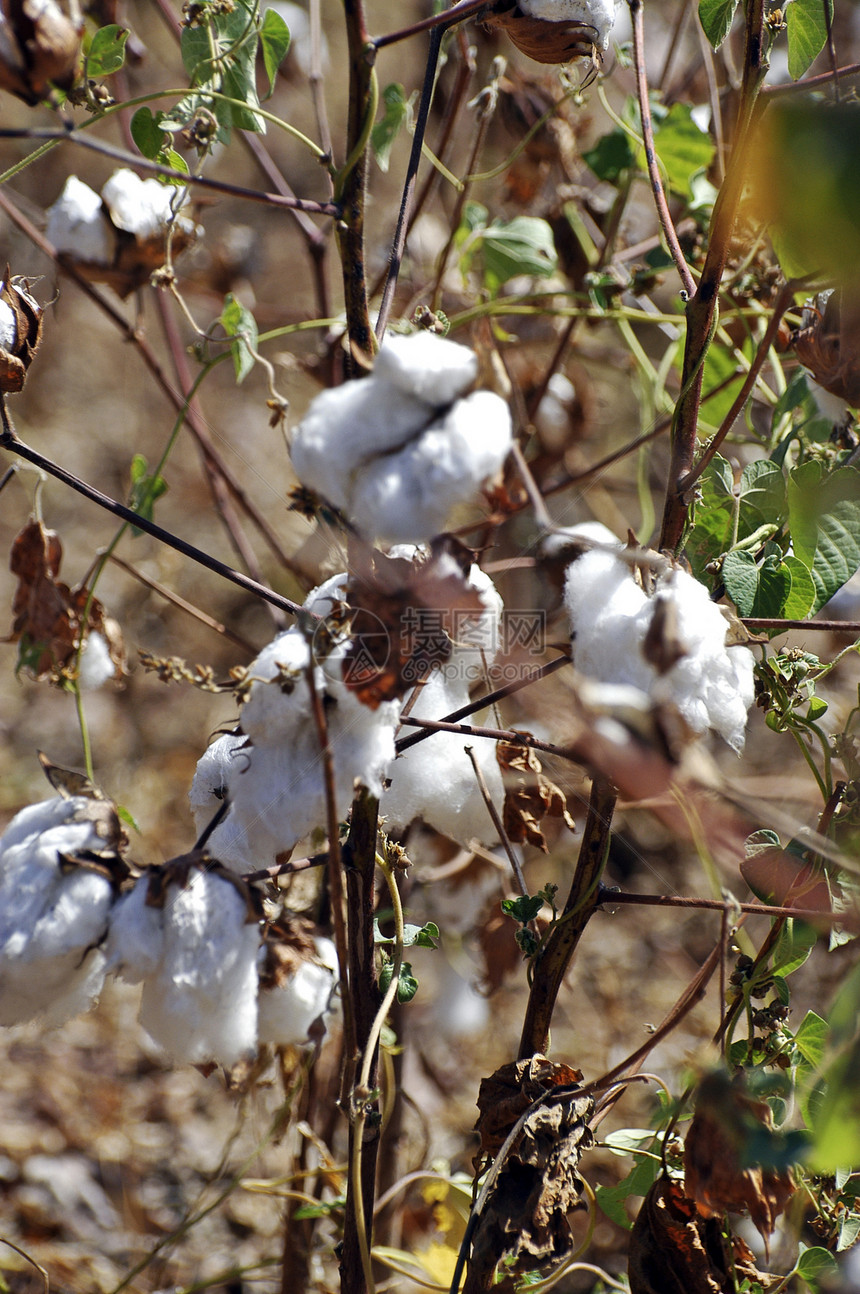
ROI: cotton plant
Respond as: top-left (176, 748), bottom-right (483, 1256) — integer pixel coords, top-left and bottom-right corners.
top-left (382, 560), bottom-right (506, 846)
top-left (289, 331), bottom-right (513, 543)
top-left (564, 546), bottom-right (756, 752)
top-left (0, 796), bottom-right (126, 1027)
top-left (104, 859), bottom-right (262, 1067)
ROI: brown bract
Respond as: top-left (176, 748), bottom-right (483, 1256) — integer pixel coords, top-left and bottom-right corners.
top-left (341, 537), bottom-right (484, 708)
top-left (7, 517), bottom-right (124, 682)
top-left (629, 1176), bottom-right (780, 1294)
top-left (0, 0), bottom-right (81, 104)
top-left (481, 1), bottom-right (600, 65)
top-left (0, 270), bottom-right (43, 393)
top-left (793, 291), bottom-right (860, 409)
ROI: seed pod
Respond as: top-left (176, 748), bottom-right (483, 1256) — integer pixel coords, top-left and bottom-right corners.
top-left (481, 0), bottom-right (617, 65)
top-left (0, 0), bottom-right (82, 105)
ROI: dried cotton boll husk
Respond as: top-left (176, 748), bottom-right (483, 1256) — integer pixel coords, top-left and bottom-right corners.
top-left (0, 797), bottom-right (124, 1026)
top-left (258, 935), bottom-right (338, 1046)
top-left (106, 864), bottom-right (261, 1067)
top-left (46, 175), bottom-right (116, 267)
top-left (383, 670), bottom-right (504, 846)
top-left (0, 276), bottom-right (43, 394)
top-left (518, 0), bottom-right (618, 48)
top-left (564, 551), bottom-right (756, 751)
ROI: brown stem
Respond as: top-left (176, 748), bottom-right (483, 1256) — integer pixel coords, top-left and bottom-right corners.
top-left (628, 0), bottom-right (695, 298)
top-left (658, 0), bottom-right (768, 554)
top-left (742, 618), bottom-right (860, 632)
top-left (340, 790), bottom-right (382, 1294)
top-left (373, 0), bottom-right (489, 50)
top-left (337, 0), bottom-right (375, 361)
top-left (600, 885), bottom-right (857, 931)
top-left (518, 777), bottom-right (617, 1059)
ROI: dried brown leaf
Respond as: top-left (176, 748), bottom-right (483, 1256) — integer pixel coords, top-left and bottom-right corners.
top-left (684, 1071), bottom-right (796, 1250)
top-left (794, 291), bottom-right (860, 408)
top-left (481, 3), bottom-right (600, 64)
top-left (629, 1176), bottom-right (779, 1294)
top-left (467, 1057), bottom-right (592, 1288)
top-left (497, 737), bottom-right (575, 851)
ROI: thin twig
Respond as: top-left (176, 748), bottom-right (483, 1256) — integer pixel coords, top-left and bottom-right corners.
top-left (627, 0), bottom-right (695, 298)
top-left (465, 745), bottom-right (528, 898)
top-left (0, 420), bottom-right (306, 619)
top-left (0, 127), bottom-right (338, 215)
top-left (373, 0), bottom-right (489, 51)
top-left (599, 885), bottom-right (858, 931)
top-left (395, 654), bottom-right (570, 754)
top-left (106, 553), bottom-right (256, 654)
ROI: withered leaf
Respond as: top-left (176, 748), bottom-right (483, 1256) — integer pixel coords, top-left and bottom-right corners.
top-left (794, 291), bottom-right (860, 408)
top-left (0, 0), bottom-right (82, 104)
top-left (38, 749), bottom-right (103, 801)
top-left (629, 1176), bottom-right (780, 1294)
top-left (481, 2), bottom-right (601, 65)
top-left (341, 536), bottom-right (484, 708)
top-left (467, 1057), bottom-right (592, 1288)
top-left (684, 1071), bottom-right (796, 1251)
top-left (740, 847), bottom-right (834, 914)
top-left (7, 518), bottom-right (123, 683)
top-left (497, 737), bottom-right (575, 852)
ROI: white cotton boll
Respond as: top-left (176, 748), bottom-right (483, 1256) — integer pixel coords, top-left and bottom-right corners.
top-left (449, 564), bottom-right (503, 676)
top-left (196, 630), bottom-right (400, 872)
top-left (290, 375), bottom-right (435, 513)
top-left (564, 554), bottom-right (756, 750)
top-left (101, 168), bottom-right (186, 240)
top-left (304, 571), bottom-right (349, 618)
top-left (383, 671), bottom-right (503, 845)
top-left (374, 332), bottom-right (478, 407)
top-left (350, 391), bottom-right (512, 543)
top-left (258, 936), bottom-right (338, 1045)
top-left (518, 0), bottom-right (618, 48)
top-left (116, 868), bottom-right (261, 1067)
top-left (77, 632), bottom-right (116, 690)
top-left (0, 296), bottom-right (16, 351)
top-left (0, 797), bottom-right (116, 1026)
top-left (46, 176), bottom-right (116, 266)
top-left (240, 629), bottom-right (313, 745)
top-left (103, 879), bottom-right (164, 982)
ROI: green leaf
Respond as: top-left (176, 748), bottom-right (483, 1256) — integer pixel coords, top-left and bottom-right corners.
top-left (781, 555), bottom-right (817, 619)
top-left (795, 1244), bottom-right (838, 1282)
top-left (379, 960), bottom-right (419, 1004)
top-left (698, 0), bottom-right (739, 48)
top-left (753, 101), bottom-right (860, 285)
top-left (501, 894), bottom-right (545, 925)
top-left (131, 107), bottom-right (167, 160)
top-left (161, 148), bottom-right (190, 182)
top-left (786, 0), bottom-right (833, 81)
top-left (294, 1193), bottom-right (346, 1219)
top-left (179, 1), bottom-right (263, 140)
top-left (722, 550), bottom-right (760, 617)
top-left (722, 544), bottom-right (802, 621)
top-left (371, 83), bottom-right (414, 173)
top-left (653, 103), bottom-right (715, 202)
top-left (773, 919), bottom-right (817, 975)
top-left (128, 454), bottom-right (168, 534)
top-left (787, 463), bottom-right (860, 611)
top-left (260, 7), bottom-right (290, 98)
top-left (220, 293), bottom-right (259, 383)
top-left (480, 216), bottom-right (557, 288)
top-left (594, 1153), bottom-right (659, 1228)
top-left (86, 24), bottom-right (129, 77)
top-left (582, 129), bottom-right (634, 184)
top-left (793, 1010), bottom-right (828, 1069)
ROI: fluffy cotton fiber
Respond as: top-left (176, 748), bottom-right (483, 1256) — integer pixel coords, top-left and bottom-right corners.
top-left (290, 333), bottom-right (512, 543)
top-left (519, 0), bottom-right (618, 48)
top-left (105, 867), bottom-right (260, 1067)
top-left (564, 550), bottom-right (755, 751)
top-left (0, 797), bottom-right (118, 1026)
